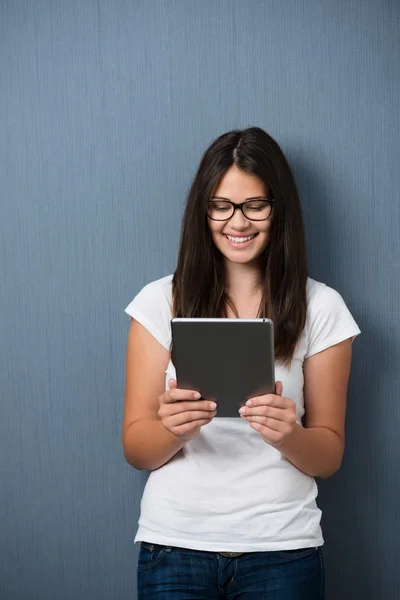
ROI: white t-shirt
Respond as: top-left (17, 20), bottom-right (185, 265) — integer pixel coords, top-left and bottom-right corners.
top-left (125, 274), bottom-right (360, 552)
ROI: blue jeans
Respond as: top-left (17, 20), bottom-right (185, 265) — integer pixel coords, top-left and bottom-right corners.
top-left (137, 542), bottom-right (324, 599)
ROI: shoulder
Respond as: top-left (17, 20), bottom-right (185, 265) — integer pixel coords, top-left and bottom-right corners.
top-left (124, 274), bottom-right (173, 351)
top-left (306, 278), bottom-right (344, 311)
top-left (132, 274), bottom-right (173, 305)
top-left (304, 277), bottom-right (361, 358)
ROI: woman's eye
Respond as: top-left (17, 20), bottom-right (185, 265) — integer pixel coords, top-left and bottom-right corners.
top-left (246, 202), bottom-right (268, 211)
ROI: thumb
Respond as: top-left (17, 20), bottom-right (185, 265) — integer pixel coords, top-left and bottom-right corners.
top-left (275, 381), bottom-right (283, 396)
top-left (168, 378), bottom-right (178, 389)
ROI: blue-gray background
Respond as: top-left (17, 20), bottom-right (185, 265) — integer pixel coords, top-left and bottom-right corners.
top-left (1, 1), bottom-right (399, 598)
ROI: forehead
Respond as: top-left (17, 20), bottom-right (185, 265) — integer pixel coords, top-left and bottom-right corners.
top-left (213, 165), bottom-right (267, 200)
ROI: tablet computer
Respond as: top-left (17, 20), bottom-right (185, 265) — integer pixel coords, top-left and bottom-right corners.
top-left (171, 318), bottom-right (275, 418)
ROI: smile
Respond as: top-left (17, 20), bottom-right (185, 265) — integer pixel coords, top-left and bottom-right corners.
top-left (224, 234), bottom-right (257, 244)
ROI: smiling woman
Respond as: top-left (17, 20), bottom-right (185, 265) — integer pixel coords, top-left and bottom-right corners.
top-left (173, 128), bottom-right (309, 358)
top-left (207, 166), bottom-right (273, 261)
top-left (123, 127), bottom-right (361, 599)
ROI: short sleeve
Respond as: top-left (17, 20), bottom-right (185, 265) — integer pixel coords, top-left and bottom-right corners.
top-left (124, 275), bottom-right (173, 351)
top-left (305, 283), bottom-right (361, 358)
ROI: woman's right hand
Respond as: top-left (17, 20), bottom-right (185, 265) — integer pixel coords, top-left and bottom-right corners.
top-left (157, 379), bottom-right (217, 441)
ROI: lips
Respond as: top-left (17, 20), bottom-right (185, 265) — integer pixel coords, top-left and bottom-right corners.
top-left (223, 233), bottom-right (258, 247)
top-left (225, 234), bottom-right (256, 243)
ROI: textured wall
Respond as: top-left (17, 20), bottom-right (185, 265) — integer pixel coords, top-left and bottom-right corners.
top-left (1, 1), bottom-right (399, 599)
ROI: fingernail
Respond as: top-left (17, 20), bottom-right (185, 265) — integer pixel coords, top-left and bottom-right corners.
top-left (209, 402), bottom-right (217, 410)
top-left (239, 407), bottom-right (246, 415)
top-left (193, 392), bottom-right (201, 399)
top-left (246, 400), bottom-right (252, 407)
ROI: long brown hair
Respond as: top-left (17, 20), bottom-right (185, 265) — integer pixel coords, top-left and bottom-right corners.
top-left (173, 127), bottom-right (308, 363)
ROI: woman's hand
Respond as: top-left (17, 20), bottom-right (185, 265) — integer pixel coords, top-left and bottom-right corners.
top-left (239, 382), bottom-right (297, 447)
top-left (158, 379), bottom-right (217, 441)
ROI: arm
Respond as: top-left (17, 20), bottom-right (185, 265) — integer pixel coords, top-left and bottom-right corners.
top-left (240, 338), bottom-right (353, 478)
top-left (122, 320), bottom-right (184, 470)
top-left (279, 338), bottom-right (352, 478)
top-left (122, 320), bottom-right (216, 471)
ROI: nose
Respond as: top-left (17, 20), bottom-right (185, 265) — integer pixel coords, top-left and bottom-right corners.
top-left (228, 207), bottom-right (251, 230)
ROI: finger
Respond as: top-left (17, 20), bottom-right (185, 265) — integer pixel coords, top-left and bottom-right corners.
top-left (175, 418), bottom-right (213, 436)
top-left (161, 400), bottom-right (217, 416)
top-left (163, 388), bottom-right (202, 404)
top-left (249, 422), bottom-right (282, 443)
top-left (246, 394), bottom-right (293, 409)
top-left (168, 410), bottom-right (217, 427)
top-left (275, 381), bottom-right (283, 396)
top-left (240, 405), bottom-right (288, 420)
top-left (245, 416), bottom-right (287, 432)
top-left (168, 378), bottom-right (178, 389)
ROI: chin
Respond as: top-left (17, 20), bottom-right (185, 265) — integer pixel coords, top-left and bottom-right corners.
top-left (228, 254), bottom-right (262, 265)
top-left (220, 247), bottom-right (265, 265)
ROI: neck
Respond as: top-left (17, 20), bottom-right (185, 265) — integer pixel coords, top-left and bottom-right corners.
top-left (224, 259), bottom-right (263, 298)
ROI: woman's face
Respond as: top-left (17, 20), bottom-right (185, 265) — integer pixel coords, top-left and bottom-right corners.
top-left (208, 165), bottom-right (273, 265)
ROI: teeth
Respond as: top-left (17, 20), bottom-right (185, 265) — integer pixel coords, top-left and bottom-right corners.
top-left (226, 234), bottom-right (255, 243)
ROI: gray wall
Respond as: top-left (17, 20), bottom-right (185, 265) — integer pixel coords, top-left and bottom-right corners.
top-left (1, 1), bottom-right (399, 599)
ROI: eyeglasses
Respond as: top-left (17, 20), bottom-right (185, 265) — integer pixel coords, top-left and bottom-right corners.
top-left (207, 198), bottom-right (275, 222)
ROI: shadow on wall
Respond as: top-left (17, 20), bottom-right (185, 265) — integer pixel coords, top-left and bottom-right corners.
top-left (290, 150), bottom-right (398, 599)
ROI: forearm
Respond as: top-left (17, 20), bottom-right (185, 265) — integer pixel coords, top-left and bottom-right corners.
top-left (278, 424), bottom-right (344, 478)
top-left (123, 419), bottom-right (185, 471)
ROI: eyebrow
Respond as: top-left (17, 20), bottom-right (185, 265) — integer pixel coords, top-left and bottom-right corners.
top-left (210, 196), bottom-right (269, 201)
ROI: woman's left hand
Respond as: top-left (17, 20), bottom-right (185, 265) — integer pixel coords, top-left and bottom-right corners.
top-left (239, 382), bottom-right (297, 447)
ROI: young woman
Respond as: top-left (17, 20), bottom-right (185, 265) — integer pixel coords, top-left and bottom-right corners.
top-left (123, 127), bottom-right (360, 599)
